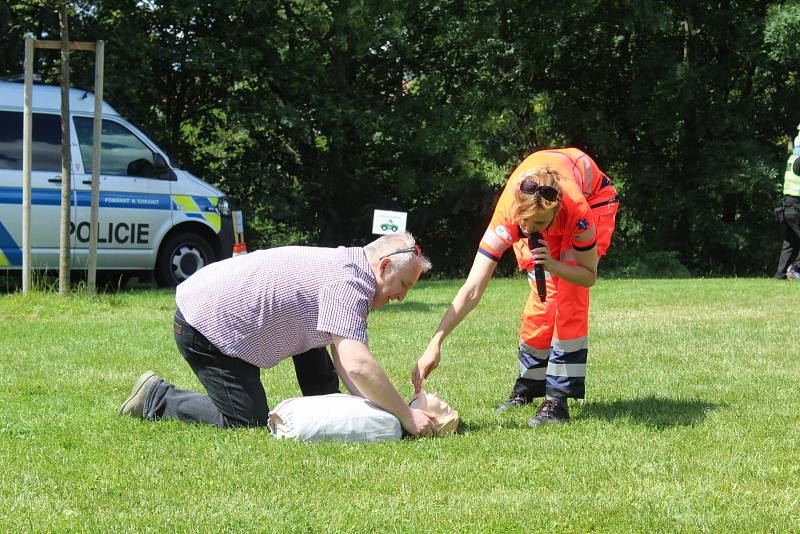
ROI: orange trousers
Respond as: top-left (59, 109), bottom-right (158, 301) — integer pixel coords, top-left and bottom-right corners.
top-left (512, 196), bottom-right (618, 400)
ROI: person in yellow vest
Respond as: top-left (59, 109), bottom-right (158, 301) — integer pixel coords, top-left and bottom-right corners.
top-left (774, 153), bottom-right (800, 281)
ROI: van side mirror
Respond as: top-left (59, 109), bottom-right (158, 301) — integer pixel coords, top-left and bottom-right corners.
top-left (153, 153), bottom-right (170, 175)
top-left (152, 153), bottom-right (176, 180)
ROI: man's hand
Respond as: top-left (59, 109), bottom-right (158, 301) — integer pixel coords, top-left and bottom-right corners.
top-left (332, 335), bottom-right (437, 436)
top-left (412, 344), bottom-right (441, 393)
top-left (405, 408), bottom-right (440, 437)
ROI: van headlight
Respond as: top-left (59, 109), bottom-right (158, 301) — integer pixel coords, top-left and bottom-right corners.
top-left (217, 197), bottom-right (231, 216)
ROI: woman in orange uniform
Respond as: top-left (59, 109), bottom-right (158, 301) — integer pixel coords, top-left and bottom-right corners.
top-left (412, 148), bottom-right (618, 426)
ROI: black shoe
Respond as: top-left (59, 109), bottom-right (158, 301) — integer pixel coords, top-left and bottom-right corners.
top-left (495, 392), bottom-right (531, 411)
top-left (527, 398), bottom-right (570, 426)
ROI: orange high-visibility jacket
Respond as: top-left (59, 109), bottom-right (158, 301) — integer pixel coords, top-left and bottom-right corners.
top-left (479, 162), bottom-right (595, 270)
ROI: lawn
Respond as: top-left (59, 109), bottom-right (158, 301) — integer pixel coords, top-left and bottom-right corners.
top-left (0, 277), bottom-right (798, 532)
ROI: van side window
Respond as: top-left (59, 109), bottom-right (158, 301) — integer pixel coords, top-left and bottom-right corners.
top-left (74, 117), bottom-right (156, 178)
top-left (0, 111), bottom-right (62, 172)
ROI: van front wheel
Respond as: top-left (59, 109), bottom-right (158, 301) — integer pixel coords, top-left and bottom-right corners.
top-left (155, 232), bottom-right (215, 287)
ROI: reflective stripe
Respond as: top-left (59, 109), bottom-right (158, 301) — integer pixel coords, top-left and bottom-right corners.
top-left (205, 197), bottom-right (222, 232)
top-left (172, 194), bottom-right (222, 232)
top-left (192, 195), bottom-right (214, 211)
top-left (172, 194), bottom-right (198, 213)
top-left (527, 269), bottom-right (553, 281)
top-left (520, 361), bottom-right (547, 380)
top-left (205, 213), bottom-right (221, 231)
top-left (541, 149), bottom-right (592, 194)
top-left (546, 362), bottom-right (587, 378)
top-left (518, 342), bottom-right (548, 380)
top-left (482, 229), bottom-right (510, 252)
top-left (784, 155), bottom-right (800, 196)
top-left (0, 222), bottom-right (21, 266)
top-left (552, 336), bottom-right (588, 353)
top-left (581, 157), bottom-right (594, 196)
top-left (519, 340), bottom-right (550, 359)
top-left (542, 150), bottom-right (582, 186)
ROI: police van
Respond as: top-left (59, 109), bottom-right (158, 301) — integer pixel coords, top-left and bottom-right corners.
top-left (0, 81), bottom-right (238, 286)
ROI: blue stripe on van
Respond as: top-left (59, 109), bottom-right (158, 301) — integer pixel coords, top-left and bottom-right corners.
top-left (0, 222), bottom-right (22, 266)
top-left (74, 190), bottom-right (171, 210)
top-left (0, 187), bottom-right (170, 209)
top-left (0, 188), bottom-right (21, 204)
top-left (185, 213), bottom-right (204, 220)
top-left (0, 187), bottom-right (62, 206)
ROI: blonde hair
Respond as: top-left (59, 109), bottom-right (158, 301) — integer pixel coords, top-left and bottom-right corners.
top-left (513, 166), bottom-right (563, 222)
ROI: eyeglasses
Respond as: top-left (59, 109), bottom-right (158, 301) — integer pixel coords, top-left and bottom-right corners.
top-left (520, 179), bottom-right (560, 202)
top-left (380, 244), bottom-right (421, 260)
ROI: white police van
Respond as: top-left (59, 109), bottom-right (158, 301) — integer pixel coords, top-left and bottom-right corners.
top-left (0, 81), bottom-right (238, 286)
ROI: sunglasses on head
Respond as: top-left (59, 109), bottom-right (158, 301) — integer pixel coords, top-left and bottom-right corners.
top-left (520, 179), bottom-right (560, 202)
top-left (380, 244), bottom-right (421, 260)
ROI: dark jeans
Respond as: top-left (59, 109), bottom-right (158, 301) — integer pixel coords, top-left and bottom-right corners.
top-left (775, 197), bottom-right (800, 277)
top-left (144, 309), bottom-right (340, 428)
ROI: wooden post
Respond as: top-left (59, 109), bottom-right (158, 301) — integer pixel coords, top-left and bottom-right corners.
top-left (22, 37), bottom-right (34, 294)
top-left (23, 26), bottom-right (99, 294)
top-left (58, 5), bottom-right (72, 295)
top-left (86, 40), bottom-right (104, 293)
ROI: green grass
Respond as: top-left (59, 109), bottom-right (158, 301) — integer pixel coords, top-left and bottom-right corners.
top-left (1, 278), bottom-right (799, 532)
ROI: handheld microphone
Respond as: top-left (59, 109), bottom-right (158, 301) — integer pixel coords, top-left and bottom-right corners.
top-left (530, 232), bottom-right (547, 302)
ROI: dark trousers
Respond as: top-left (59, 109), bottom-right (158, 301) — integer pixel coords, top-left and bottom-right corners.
top-left (775, 197), bottom-right (800, 277)
top-left (510, 371), bottom-right (583, 402)
top-left (144, 309), bottom-right (340, 428)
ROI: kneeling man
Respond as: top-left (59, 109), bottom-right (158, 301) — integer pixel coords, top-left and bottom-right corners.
top-left (119, 232), bottom-right (439, 437)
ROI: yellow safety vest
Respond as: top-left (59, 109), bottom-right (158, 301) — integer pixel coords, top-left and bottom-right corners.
top-left (784, 155), bottom-right (800, 196)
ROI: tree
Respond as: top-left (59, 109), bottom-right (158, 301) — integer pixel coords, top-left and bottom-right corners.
top-left (1, 0), bottom-right (794, 276)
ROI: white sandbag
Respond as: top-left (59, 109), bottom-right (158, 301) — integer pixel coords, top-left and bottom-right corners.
top-left (268, 393), bottom-right (402, 442)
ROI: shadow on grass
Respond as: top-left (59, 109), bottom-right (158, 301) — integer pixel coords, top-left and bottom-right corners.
top-left (458, 419), bottom-right (532, 432)
top-left (457, 395), bottom-right (720, 432)
top-left (372, 301), bottom-right (441, 313)
top-left (576, 395), bottom-right (721, 429)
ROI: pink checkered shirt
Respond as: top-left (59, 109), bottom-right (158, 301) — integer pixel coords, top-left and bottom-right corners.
top-left (175, 246), bottom-right (375, 368)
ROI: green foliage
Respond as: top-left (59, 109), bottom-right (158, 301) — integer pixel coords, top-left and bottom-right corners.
top-left (605, 249), bottom-right (691, 279)
top-left (764, 1), bottom-right (800, 64)
top-left (1, 281), bottom-right (799, 530)
top-left (0, 0), bottom-right (795, 276)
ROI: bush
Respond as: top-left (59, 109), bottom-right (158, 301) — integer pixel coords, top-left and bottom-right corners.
top-left (604, 250), bottom-right (692, 279)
